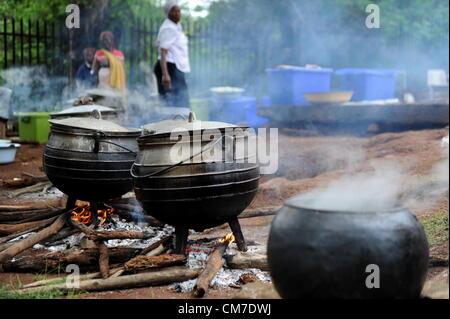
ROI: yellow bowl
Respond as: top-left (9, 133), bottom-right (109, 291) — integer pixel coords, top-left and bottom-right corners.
top-left (304, 91), bottom-right (354, 104)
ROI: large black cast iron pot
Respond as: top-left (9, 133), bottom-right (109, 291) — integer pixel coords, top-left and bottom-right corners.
top-left (132, 113), bottom-right (260, 252)
top-left (267, 197), bottom-right (429, 299)
top-left (43, 116), bottom-right (140, 201)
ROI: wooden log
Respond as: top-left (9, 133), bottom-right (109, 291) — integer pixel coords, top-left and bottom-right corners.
top-left (124, 254), bottom-right (186, 272)
top-left (2, 177), bottom-right (39, 188)
top-left (0, 216), bottom-right (58, 236)
top-left (225, 252), bottom-right (269, 271)
top-left (8, 182), bottom-right (53, 198)
top-left (42, 228), bottom-right (79, 246)
top-left (239, 206), bottom-right (281, 219)
top-left (0, 199), bottom-right (65, 211)
top-left (70, 219), bottom-right (153, 241)
top-left (0, 242), bottom-right (14, 252)
top-left (0, 213), bottom-right (68, 268)
top-left (0, 219), bottom-right (58, 245)
top-left (22, 172), bottom-right (49, 182)
top-left (19, 266), bottom-right (201, 294)
top-left (193, 242), bottom-right (229, 298)
top-left (113, 209), bottom-right (165, 228)
top-left (146, 244), bottom-right (166, 257)
top-left (2, 247), bottom-right (141, 273)
top-left (97, 241), bottom-right (110, 279)
top-left (0, 209), bottom-right (63, 224)
top-left (20, 268), bottom-right (123, 289)
top-left (140, 235), bottom-right (172, 256)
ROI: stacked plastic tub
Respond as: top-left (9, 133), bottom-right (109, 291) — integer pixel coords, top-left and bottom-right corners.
top-left (212, 97), bottom-right (272, 128)
top-left (335, 69), bottom-right (398, 101)
top-left (266, 67), bottom-right (333, 106)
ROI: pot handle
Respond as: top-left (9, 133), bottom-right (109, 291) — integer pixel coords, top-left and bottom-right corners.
top-left (92, 131), bottom-right (137, 155)
top-left (172, 114), bottom-right (187, 120)
top-left (130, 135), bottom-right (229, 179)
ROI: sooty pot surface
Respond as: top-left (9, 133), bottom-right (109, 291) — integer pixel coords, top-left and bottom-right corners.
top-left (132, 117), bottom-right (260, 231)
top-left (267, 197), bottom-right (429, 299)
top-left (44, 117), bottom-right (140, 201)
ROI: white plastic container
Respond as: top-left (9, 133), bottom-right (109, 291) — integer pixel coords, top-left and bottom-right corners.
top-left (0, 143), bottom-right (20, 164)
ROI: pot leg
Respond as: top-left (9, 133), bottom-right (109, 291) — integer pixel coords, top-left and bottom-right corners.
top-left (175, 227), bottom-right (189, 255)
top-left (228, 217), bottom-right (247, 252)
top-left (66, 196), bottom-right (77, 210)
top-left (91, 201), bottom-right (100, 228)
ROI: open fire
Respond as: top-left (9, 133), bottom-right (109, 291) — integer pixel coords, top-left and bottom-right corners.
top-left (219, 233), bottom-right (236, 244)
top-left (71, 203), bottom-right (115, 226)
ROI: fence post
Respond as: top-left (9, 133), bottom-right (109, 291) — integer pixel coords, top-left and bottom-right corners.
top-left (3, 18), bottom-right (7, 69)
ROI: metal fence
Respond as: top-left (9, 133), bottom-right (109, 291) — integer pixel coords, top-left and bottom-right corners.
top-left (0, 17), bottom-right (261, 96)
top-left (0, 18), bottom-right (69, 76)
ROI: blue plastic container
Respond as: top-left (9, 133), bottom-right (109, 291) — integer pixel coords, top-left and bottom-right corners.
top-left (210, 96), bottom-right (257, 125)
top-left (335, 69), bottom-right (398, 101)
top-left (266, 67), bottom-right (333, 106)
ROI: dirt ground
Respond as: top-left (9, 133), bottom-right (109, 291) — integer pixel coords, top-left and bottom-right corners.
top-left (0, 127), bottom-right (448, 299)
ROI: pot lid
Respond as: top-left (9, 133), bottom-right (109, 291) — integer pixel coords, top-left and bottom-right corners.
top-left (141, 112), bottom-right (248, 136)
top-left (51, 105), bottom-right (116, 116)
top-left (49, 117), bottom-right (140, 134)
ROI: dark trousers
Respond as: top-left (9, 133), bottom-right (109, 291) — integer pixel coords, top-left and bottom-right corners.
top-left (154, 61), bottom-right (191, 108)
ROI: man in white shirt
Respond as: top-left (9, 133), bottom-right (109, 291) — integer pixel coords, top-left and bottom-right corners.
top-left (154, 2), bottom-right (191, 108)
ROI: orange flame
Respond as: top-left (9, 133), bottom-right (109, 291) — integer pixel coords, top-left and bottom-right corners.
top-left (71, 203), bottom-right (115, 226)
top-left (219, 233), bottom-right (236, 244)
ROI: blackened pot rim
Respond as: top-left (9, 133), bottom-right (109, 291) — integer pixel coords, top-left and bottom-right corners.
top-left (284, 199), bottom-right (406, 215)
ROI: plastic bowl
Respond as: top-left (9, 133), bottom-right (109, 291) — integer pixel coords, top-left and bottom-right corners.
top-left (304, 91), bottom-right (354, 104)
top-left (0, 143), bottom-right (20, 164)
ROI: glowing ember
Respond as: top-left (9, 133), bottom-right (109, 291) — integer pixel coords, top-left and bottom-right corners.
top-left (219, 233), bottom-right (236, 244)
top-left (71, 203), bottom-right (115, 226)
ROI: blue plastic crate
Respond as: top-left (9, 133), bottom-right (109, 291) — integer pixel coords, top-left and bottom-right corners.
top-left (266, 67), bottom-right (333, 106)
top-left (210, 96), bottom-right (257, 125)
top-left (335, 68), bottom-right (398, 101)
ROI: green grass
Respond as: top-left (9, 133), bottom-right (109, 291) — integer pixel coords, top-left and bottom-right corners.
top-left (419, 211), bottom-right (449, 246)
top-left (0, 284), bottom-right (65, 299)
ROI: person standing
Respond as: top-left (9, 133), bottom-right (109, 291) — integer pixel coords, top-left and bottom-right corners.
top-left (154, 2), bottom-right (191, 108)
top-left (75, 48), bottom-right (96, 89)
top-left (92, 31), bottom-right (126, 92)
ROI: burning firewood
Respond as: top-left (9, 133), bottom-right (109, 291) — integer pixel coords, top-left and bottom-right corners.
top-left (192, 233), bottom-right (235, 298)
top-left (69, 218), bottom-right (154, 241)
top-left (0, 212), bottom-right (69, 270)
top-left (18, 266), bottom-right (201, 294)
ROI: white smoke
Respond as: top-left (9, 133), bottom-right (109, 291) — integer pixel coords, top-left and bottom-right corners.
top-left (294, 135), bottom-right (449, 213)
